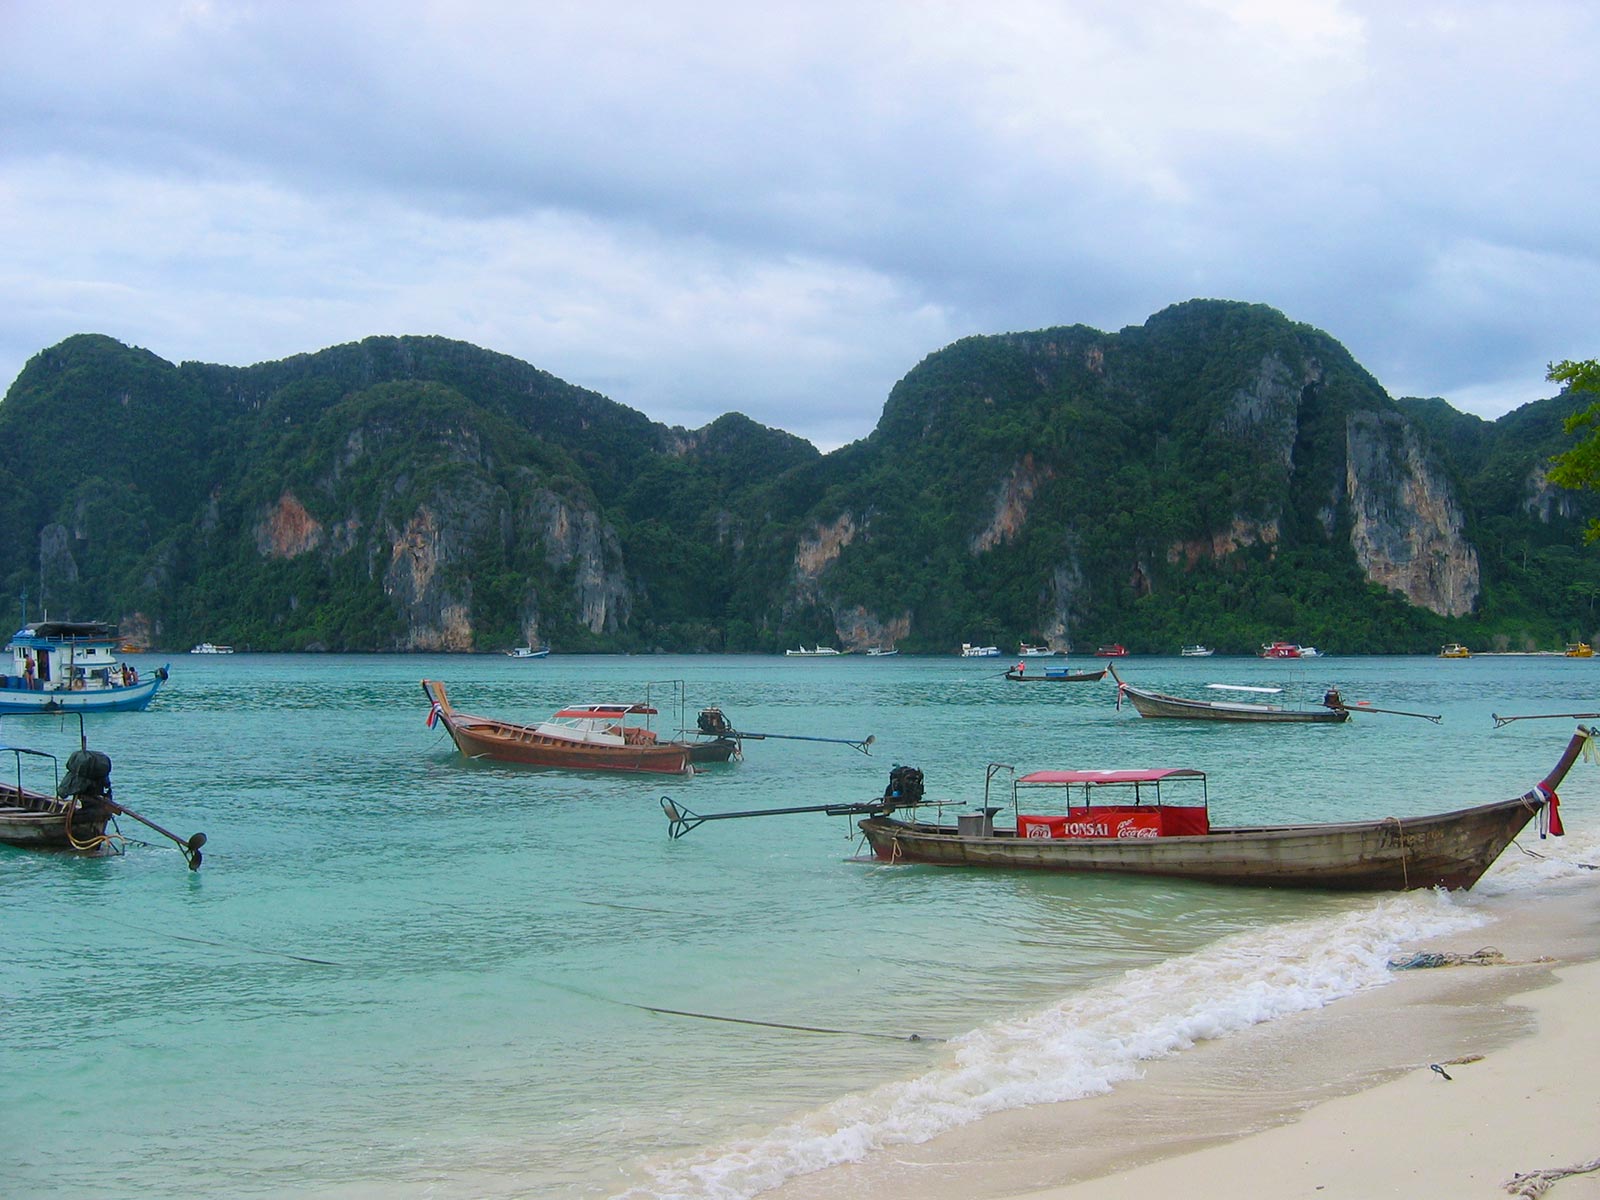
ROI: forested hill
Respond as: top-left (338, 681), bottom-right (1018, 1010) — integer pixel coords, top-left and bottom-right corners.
top-left (1, 301), bottom-right (1595, 654)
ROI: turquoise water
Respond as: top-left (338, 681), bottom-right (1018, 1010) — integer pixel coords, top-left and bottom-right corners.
top-left (3, 652), bottom-right (1598, 1198)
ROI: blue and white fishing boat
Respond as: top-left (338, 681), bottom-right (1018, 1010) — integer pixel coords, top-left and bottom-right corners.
top-left (0, 620), bottom-right (167, 713)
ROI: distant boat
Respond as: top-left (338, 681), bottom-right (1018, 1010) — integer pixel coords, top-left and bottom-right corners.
top-left (1261, 641), bottom-right (1305, 658)
top-left (506, 646), bottom-right (550, 659)
top-left (189, 643), bottom-right (234, 654)
top-left (1439, 643), bottom-right (1471, 658)
top-left (1565, 643), bottom-right (1594, 658)
top-left (786, 645), bottom-right (844, 657)
top-left (1094, 644), bottom-right (1128, 657)
top-left (1005, 664), bottom-right (1107, 682)
top-left (1018, 644), bottom-right (1058, 657)
top-left (864, 647), bottom-right (899, 657)
top-left (1, 621), bottom-right (168, 714)
top-left (959, 643), bottom-right (1001, 657)
top-left (1179, 645), bottom-right (1214, 657)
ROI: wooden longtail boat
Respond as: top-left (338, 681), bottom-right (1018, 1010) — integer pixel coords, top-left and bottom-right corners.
top-left (1110, 665), bottom-right (1349, 723)
top-left (1005, 666), bottom-right (1108, 682)
top-left (856, 728), bottom-right (1588, 890)
top-left (0, 743), bottom-right (114, 850)
top-left (0, 716), bottom-right (205, 866)
top-left (421, 680), bottom-right (734, 774)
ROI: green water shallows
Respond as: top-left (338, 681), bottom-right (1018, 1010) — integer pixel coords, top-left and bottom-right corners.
top-left (1, 652), bottom-right (1595, 1198)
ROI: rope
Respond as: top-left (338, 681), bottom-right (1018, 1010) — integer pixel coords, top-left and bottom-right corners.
top-left (533, 977), bottom-right (942, 1043)
top-left (1509, 839), bottom-right (1600, 870)
top-left (1505, 1156), bottom-right (1600, 1197)
top-left (1385, 816), bottom-right (1410, 889)
top-left (64, 804), bottom-right (127, 855)
top-left (629, 1002), bottom-right (943, 1042)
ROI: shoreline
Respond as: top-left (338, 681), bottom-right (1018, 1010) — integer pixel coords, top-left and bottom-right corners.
top-left (763, 874), bottom-right (1600, 1200)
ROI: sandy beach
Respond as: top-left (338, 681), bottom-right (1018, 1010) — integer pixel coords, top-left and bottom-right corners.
top-left (767, 874), bottom-right (1600, 1200)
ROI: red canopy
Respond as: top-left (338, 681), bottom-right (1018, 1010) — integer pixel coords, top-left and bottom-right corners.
top-left (1017, 767), bottom-right (1205, 785)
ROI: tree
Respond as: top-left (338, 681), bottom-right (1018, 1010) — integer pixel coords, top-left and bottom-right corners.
top-left (1547, 359), bottom-right (1600, 541)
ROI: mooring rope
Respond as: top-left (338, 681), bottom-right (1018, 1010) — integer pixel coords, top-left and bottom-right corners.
top-left (1505, 1156), bottom-right (1600, 1197)
top-left (107, 919), bottom-right (344, 966)
top-left (1387, 947), bottom-right (1557, 970)
top-left (1509, 840), bottom-right (1600, 870)
top-left (536, 976), bottom-right (942, 1043)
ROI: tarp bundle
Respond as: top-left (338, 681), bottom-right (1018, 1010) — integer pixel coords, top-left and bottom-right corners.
top-left (58, 748), bottom-right (113, 799)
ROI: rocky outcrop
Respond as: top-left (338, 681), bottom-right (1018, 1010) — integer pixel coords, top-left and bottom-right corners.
top-left (1219, 352), bottom-right (1314, 468)
top-left (1346, 410), bottom-right (1479, 617)
top-left (973, 455), bottom-right (1054, 553)
top-left (1524, 464), bottom-right (1583, 523)
top-left (793, 514), bottom-right (858, 586)
top-left (526, 488), bottom-right (631, 634)
top-left (383, 504), bottom-right (475, 650)
top-left (834, 604), bottom-right (911, 650)
top-left (1166, 517), bottom-right (1280, 568)
top-left (255, 492), bottom-right (324, 558)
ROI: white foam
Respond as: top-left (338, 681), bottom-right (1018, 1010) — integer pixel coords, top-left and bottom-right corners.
top-left (618, 891), bottom-right (1486, 1200)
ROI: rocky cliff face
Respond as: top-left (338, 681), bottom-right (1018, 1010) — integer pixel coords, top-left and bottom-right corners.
top-left (525, 488), bottom-right (631, 634)
top-left (1346, 409), bottom-right (1480, 617)
top-left (972, 455), bottom-right (1053, 553)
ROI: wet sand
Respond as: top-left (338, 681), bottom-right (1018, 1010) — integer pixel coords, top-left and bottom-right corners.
top-left (767, 877), bottom-right (1600, 1200)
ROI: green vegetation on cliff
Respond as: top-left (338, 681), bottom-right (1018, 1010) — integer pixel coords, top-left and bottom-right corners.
top-left (1, 305), bottom-right (1594, 653)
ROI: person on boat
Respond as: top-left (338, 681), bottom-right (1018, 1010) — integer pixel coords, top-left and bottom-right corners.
top-left (1015, 661), bottom-right (1026, 675)
top-left (22, 657), bottom-right (34, 689)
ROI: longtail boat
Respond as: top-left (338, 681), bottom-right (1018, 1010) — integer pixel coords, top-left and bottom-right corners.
top-left (1110, 664), bottom-right (1349, 723)
top-left (1005, 664), bottom-right (1108, 682)
top-left (421, 680), bottom-right (734, 775)
top-left (0, 716), bottom-right (205, 867)
top-left (853, 728), bottom-right (1588, 891)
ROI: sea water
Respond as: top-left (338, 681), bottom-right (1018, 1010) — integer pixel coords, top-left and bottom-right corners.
top-left (3, 652), bottom-right (1598, 1199)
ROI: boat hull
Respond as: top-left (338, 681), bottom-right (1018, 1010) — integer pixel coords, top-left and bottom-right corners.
top-left (0, 789), bottom-right (112, 850)
top-left (0, 677), bottom-right (164, 714)
top-left (859, 794), bottom-right (1544, 890)
top-left (437, 713), bottom-right (693, 774)
top-left (1121, 684), bottom-right (1347, 723)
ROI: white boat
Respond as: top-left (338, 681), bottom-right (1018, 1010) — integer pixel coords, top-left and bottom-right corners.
top-left (1179, 645), bottom-right (1214, 657)
top-left (1018, 644), bottom-right (1058, 657)
top-left (506, 646), bottom-right (551, 659)
top-left (960, 643), bottom-right (1001, 657)
top-left (865, 647), bottom-right (899, 657)
top-left (1, 620), bottom-right (168, 714)
top-left (786, 646), bottom-right (844, 657)
top-left (189, 643), bottom-right (234, 654)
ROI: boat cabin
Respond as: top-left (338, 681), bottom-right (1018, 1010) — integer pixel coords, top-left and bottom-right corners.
top-left (3, 621), bottom-right (135, 693)
top-left (1010, 767), bottom-right (1210, 839)
top-left (534, 703), bottom-right (662, 747)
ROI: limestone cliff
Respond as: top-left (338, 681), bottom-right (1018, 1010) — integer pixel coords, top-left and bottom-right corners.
top-left (1346, 409), bottom-right (1479, 617)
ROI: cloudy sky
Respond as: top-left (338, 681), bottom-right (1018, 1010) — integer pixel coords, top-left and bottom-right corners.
top-left (3, 1), bottom-right (1595, 449)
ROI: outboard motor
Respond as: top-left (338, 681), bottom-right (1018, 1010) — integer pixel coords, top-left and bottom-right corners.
top-left (697, 707), bottom-right (735, 737)
top-left (883, 765), bottom-right (924, 809)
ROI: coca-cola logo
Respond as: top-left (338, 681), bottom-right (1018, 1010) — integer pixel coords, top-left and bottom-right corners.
top-left (1116, 818), bottom-right (1159, 839)
top-left (1024, 823), bottom-right (1054, 838)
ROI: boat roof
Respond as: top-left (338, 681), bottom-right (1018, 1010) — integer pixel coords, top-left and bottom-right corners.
top-left (1018, 767), bottom-right (1206, 785)
top-left (550, 704), bottom-right (658, 718)
top-left (9, 620), bottom-right (117, 641)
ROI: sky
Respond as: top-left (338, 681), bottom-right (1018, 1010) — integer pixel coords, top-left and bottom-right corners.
top-left (3, 1), bottom-right (1596, 450)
